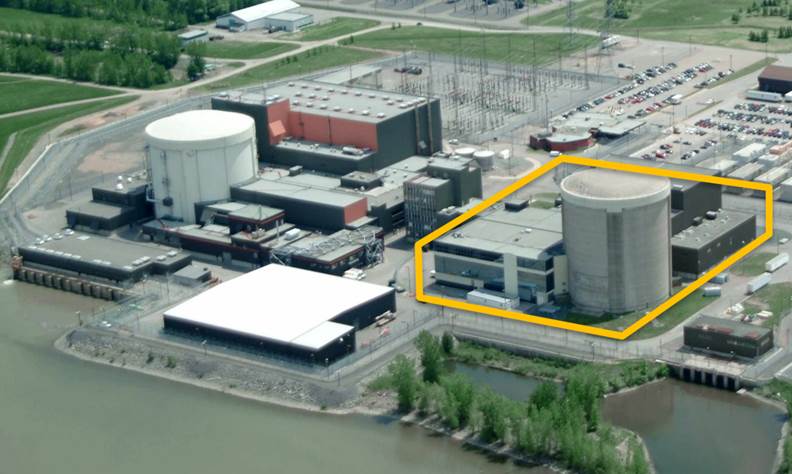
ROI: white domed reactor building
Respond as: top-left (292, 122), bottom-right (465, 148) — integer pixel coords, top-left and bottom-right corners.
top-left (145, 109), bottom-right (258, 224)
top-left (560, 168), bottom-right (671, 314)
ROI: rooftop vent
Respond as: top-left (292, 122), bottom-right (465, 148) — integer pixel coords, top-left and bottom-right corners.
top-left (376, 112), bottom-right (385, 118)
top-left (288, 82), bottom-right (295, 87)
top-left (319, 104), bottom-right (327, 109)
top-left (387, 100), bottom-right (394, 105)
top-left (306, 102), bottom-right (314, 108)
top-left (341, 89), bottom-right (349, 94)
top-left (333, 106), bottom-right (341, 111)
top-left (295, 92), bottom-right (302, 97)
top-left (362, 110), bottom-right (370, 116)
top-left (355, 91), bottom-right (362, 96)
top-left (348, 108), bottom-right (355, 114)
top-left (300, 84), bottom-right (308, 89)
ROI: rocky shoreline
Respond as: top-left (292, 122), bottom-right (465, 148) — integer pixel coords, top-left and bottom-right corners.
top-left (57, 326), bottom-right (660, 474)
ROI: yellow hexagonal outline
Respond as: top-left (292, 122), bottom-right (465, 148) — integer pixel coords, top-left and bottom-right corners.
top-left (413, 154), bottom-right (774, 340)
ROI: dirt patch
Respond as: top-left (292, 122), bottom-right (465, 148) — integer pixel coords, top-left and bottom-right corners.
top-left (76, 138), bottom-right (145, 175)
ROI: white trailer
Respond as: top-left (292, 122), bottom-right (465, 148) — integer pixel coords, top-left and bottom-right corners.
top-left (747, 90), bottom-right (783, 102)
top-left (467, 289), bottom-right (519, 310)
top-left (766, 253), bottom-right (790, 272)
top-left (747, 272), bottom-right (772, 294)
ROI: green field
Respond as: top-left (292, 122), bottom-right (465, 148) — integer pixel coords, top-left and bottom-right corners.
top-left (200, 46), bottom-right (383, 91)
top-left (562, 289), bottom-right (714, 338)
top-left (0, 76), bottom-right (120, 115)
top-left (350, 27), bottom-right (598, 65)
top-left (744, 282), bottom-right (792, 328)
top-left (284, 17), bottom-right (380, 42)
top-left (0, 6), bottom-right (118, 30)
top-left (0, 96), bottom-right (138, 193)
top-left (203, 41), bottom-right (299, 59)
top-left (733, 251), bottom-right (777, 276)
top-left (526, 0), bottom-right (792, 51)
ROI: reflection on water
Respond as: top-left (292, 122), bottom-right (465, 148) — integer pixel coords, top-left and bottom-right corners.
top-left (0, 279), bottom-right (551, 474)
top-left (453, 361), bottom-right (784, 474)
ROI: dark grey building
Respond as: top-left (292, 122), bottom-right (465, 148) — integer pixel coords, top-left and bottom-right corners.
top-left (684, 315), bottom-right (773, 359)
top-left (671, 210), bottom-right (756, 276)
top-left (758, 65), bottom-right (792, 94)
top-left (211, 81), bottom-right (442, 175)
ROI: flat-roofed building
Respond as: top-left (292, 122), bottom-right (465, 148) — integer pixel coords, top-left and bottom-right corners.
top-left (684, 315), bottom-right (773, 359)
top-left (432, 206), bottom-right (565, 304)
top-left (163, 264), bottom-right (396, 363)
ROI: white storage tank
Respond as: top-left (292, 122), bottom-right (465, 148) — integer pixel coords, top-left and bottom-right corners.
top-left (472, 150), bottom-right (495, 171)
top-left (145, 110), bottom-right (257, 224)
top-left (560, 168), bottom-right (671, 314)
top-left (455, 147), bottom-right (476, 158)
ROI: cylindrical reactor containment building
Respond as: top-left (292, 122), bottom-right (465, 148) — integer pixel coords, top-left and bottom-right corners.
top-left (145, 110), bottom-right (257, 224)
top-left (560, 168), bottom-right (671, 314)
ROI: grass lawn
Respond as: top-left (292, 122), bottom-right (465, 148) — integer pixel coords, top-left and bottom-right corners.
top-left (0, 7), bottom-right (119, 30)
top-left (709, 57), bottom-right (777, 87)
top-left (199, 46), bottom-right (383, 91)
top-left (203, 41), bottom-right (299, 59)
top-left (0, 76), bottom-right (120, 115)
top-left (284, 17), bottom-right (380, 42)
top-left (350, 27), bottom-right (598, 65)
top-left (743, 282), bottom-right (792, 328)
top-left (526, 0), bottom-right (792, 51)
top-left (732, 251), bottom-right (777, 276)
top-left (561, 289), bottom-right (714, 339)
top-left (0, 96), bottom-right (138, 194)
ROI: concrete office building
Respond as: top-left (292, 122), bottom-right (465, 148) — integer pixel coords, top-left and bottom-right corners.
top-left (560, 169), bottom-right (671, 314)
top-left (163, 264), bottom-right (395, 363)
top-left (211, 81), bottom-right (442, 174)
top-left (432, 206), bottom-right (565, 304)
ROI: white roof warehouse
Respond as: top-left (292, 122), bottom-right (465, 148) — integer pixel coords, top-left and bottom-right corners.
top-left (216, 0), bottom-right (313, 32)
top-left (163, 264), bottom-right (396, 363)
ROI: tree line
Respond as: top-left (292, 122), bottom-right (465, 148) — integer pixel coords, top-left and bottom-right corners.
top-left (0, 0), bottom-right (263, 30)
top-left (0, 19), bottom-right (182, 87)
top-left (378, 332), bottom-right (652, 474)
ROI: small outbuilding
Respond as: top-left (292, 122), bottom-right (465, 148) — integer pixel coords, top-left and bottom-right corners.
top-left (758, 65), bottom-right (792, 94)
top-left (216, 0), bottom-right (312, 32)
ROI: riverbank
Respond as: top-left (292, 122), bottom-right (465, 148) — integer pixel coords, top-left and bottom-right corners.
top-left (56, 326), bottom-right (369, 415)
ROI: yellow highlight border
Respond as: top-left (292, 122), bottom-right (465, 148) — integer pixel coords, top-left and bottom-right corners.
top-left (413, 155), bottom-right (774, 340)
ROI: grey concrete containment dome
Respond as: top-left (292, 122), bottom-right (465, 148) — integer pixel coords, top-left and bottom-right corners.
top-left (560, 168), bottom-right (671, 315)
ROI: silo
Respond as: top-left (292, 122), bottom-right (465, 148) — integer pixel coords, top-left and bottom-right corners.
top-left (560, 168), bottom-right (671, 314)
top-left (145, 110), bottom-right (257, 224)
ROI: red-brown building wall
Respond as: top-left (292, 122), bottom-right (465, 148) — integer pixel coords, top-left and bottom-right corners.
top-left (266, 100), bottom-right (291, 144)
top-left (343, 198), bottom-right (368, 224)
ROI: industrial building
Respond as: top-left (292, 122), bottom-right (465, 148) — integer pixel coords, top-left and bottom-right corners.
top-left (17, 231), bottom-right (191, 283)
top-left (669, 179), bottom-right (722, 234)
top-left (178, 29), bottom-right (208, 46)
top-left (66, 176), bottom-right (153, 231)
top-left (561, 169), bottom-right (671, 314)
top-left (145, 109), bottom-right (259, 225)
top-left (163, 264), bottom-right (395, 363)
top-left (211, 81), bottom-right (443, 174)
top-left (758, 65), bottom-right (792, 95)
top-left (215, 0), bottom-right (312, 32)
top-left (230, 178), bottom-right (368, 231)
top-left (671, 210), bottom-right (756, 276)
top-left (432, 206), bottom-right (565, 304)
top-left (684, 315), bottom-right (773, 359)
